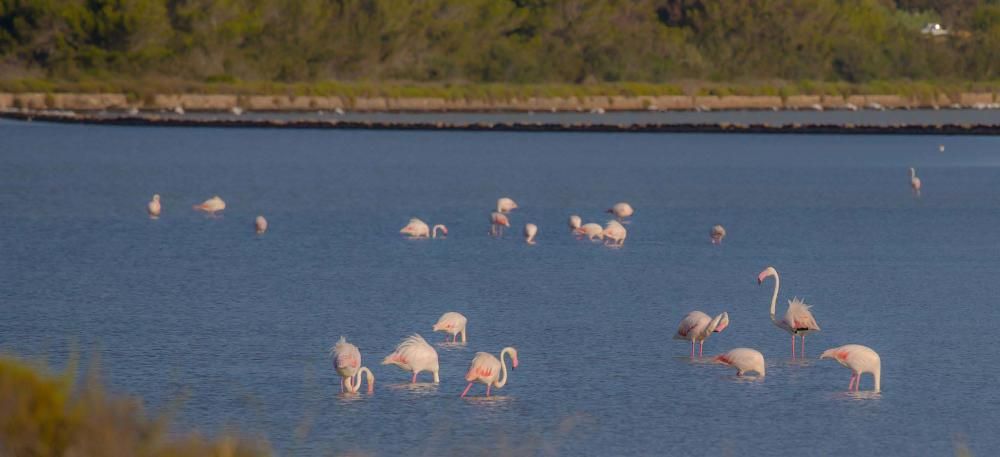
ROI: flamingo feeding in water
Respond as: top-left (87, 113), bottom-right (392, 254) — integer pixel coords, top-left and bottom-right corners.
top-left (433, 312), bottom-right (468, 343)
top-left (193, 195), bottom-right (225, 215)
top-left (711, 225), bottom-right (726, 244)
top-left (603, 220), bottom-right (627, 246)
top-left (330, 337), bottom-right (375, 394)
top-left (147, 194), bottom-right (161, 219)
top-left (490, 212), bottom-right (510, 236)
top-left (255, 215), bottom-right (268, 234)
top-left (758, 267), bottom-right (821, 358)
top-left (400, 218), bottom-right (448, 238)
top-left (382, 334), bottom-right (440, 383)
top-left (568, 215), bottom-right (582, 231)
top-left (575, 223), bottom-right (604, 240)
top-left (461, 347), bottom-right (519, 398)
top-left (714, 348), bottom-right (766, 377)
top-left (820, 344), bottom-right (881, 392)
top-left (910, 168), bottom-right (922, 196)
top-left (497, 197), bottom-right (518, 213)
top-left (607, 202), bottom-right (634, 221)
top-left (674, 311), bottom-right (730, 358)
top-left (524, 223), bottom-right (538, 244)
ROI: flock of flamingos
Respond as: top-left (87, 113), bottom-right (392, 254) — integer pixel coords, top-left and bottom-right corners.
top-left (146, 168), bottom-right (927, 397)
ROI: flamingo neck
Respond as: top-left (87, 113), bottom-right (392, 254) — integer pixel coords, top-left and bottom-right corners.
top-left (873, 365), bottom-right (881, 393)
top-left (349, 367), bottom-right (374, 393)
top-left (432, 225), bottom-right (444, 238)
top-left (910, 169), bottom-right (916, 178)
top-left (495, 348), bottom-right (513, 388)
top-left (769, 273), bottom-right (780, 322)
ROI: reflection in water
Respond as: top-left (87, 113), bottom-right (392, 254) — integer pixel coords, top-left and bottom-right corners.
top-left (386, 382), bottom-right (440, 395)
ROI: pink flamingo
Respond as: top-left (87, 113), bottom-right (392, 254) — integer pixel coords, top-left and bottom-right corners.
top-left (607, 202), bottom-right (634, 221)
top-left (193, 195), bottom-right (225, 215)
top-left (433, 312), bottom-right (468, 343)
top-left (758, 267), bottom-right (821, 358)
top-left (147, 194), bottom-right (161, 219)
top-left (330, 337), bottom-right (375, 393)
top-left (674, 311), bottom-right (730, 358)
top-left (497, 197), bottom-right (518, 213)
top-left (574, 223), bottom-right (604, 240)
top-left (382, 334), bottom-right (440, 383)
top-left (910, 168), bottom-right (921, 197)
top-left (603, 220), bottom-right (627, 246)
top-left (820, 344), bottom-right (881, 392)
top-left (255, 215), bottom-right (268, 235)
top-left (461, 347), bottom-right (519, 398)
top-left (710, 225), bottom-right (726, 244)
top-left (714, 348), bottom-right (766, 377)
top-left (490, 212), bottom-right (510, 236)
top-left (400, 218), bottom-right (448, 238)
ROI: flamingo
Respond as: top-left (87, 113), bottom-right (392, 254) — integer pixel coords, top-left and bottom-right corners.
top-left (433, 312), bottom-right (468, 343)
top-left (938, 144), bottom-right (945, 153)
top-left (490, 212), bottom-right (510, 236)
top-left (607, 202), bottom-right (634, 221)
top-left (524, 223), bottom-right (538, 244)
top-left (255, 215), bottom-right (268, 235)
top-left (603, 220), bottom-right (627, 246)
top-left (330, 337), bottom-right (375, 394)
top-left (820, 344), bottom-right (881, 392)
top-left (461, 347), bottom-right (519, 398)
top-left (910, 168), bottom-right (922, 196)
top-left (714, 348), bottom-right (766, 377)
top-left (382, 334), bottom-right (440, 383)
top-left (497, 197), bottom-right (518, 213)
top-left (400, 218), bottom-right (430, 238)
top-left (568, 215), bottom-right (582, 231)
top-left (575, 223), bottom-right (604, 240)
top-left (147, 194), bottom-right (161, 219)
top-left (710, 225), bottom-right (726, 244)
top-left (193, 195), bottom-right (225, 215)
top-left (758, 267), bottom-right (821, 358)
top-left (432, 224), bottom-right (448, 238)
top-left (674, 311), bottom-right (730, 358)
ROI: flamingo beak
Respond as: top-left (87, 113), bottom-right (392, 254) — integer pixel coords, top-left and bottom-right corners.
top-left (512, 358), bottom-right (519, 369)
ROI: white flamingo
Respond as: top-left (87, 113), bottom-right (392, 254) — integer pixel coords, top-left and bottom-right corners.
top-left (461, 347), bottom-right (519, 397)
top-left (714, 348), bottom-right (766, 377)
top-left (433, 312), bottom-right (468, 343)
top-left (910, 168), bottom-right (922, 196)
top-left (147, 194), bottom-right (161, 219)
top-left (330, 337), bottom-right (375, 394)
top-left (603, 220), bottom-right (627, 246)
top-left (575, 223), bottom-right (604, 240)
top-left (382, 334), bottom-right (440, 383)
top-left (255, 215), bottom-right (268, 234)
top-left (490, 212), bottom-right (510, 236)
top-left (820, 344), bottom-right (881, 392)
top-left (568, 215), bottom-right (582, 231)
top-left (674, 311), bottom-right (730, 358)
top-left (607, 202), bottom-right (634, 221)
top-left (758, 267), bottom-right (821, 358)
top-left (193, 195), bottom-right (225, 215)
top-left (524, 223), bottom-right (538, 244)
top-left (710, 225), bottom-right (726, 244)
top-left (497, 197), bottom-right (518, 213)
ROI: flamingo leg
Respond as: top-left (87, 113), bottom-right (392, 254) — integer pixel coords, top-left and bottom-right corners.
top-left (461, 383), bottom-right (473, 398)
top-left (699, 340), bottom-right (704, 358)
top-left (800, 335), bottom-right (806, 358)
top-left (690, 340), bottom-right (695, 359)
top-left (791, 334), bottom-right (796, 359)
top-left (411, 372), bottom-right (417, 383)
top-left (848, 374), bottom-right (855, 391)
top-left (486, 384), bottom-right (491, 397)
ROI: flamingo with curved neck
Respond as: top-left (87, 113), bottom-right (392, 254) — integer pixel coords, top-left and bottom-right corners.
top-left (345, 367), bottom-right (375, 394)
top-left (758, 266), bottom-right (821, 358)
top-left (461, 347), bottom-right (519, 397)
top-left (432, 224), bottom-right (448, 238)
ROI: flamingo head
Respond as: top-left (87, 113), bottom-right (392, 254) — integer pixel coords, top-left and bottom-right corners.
top-left (757, 267), bottom-right (777, 284)
top-left (153, 194), bottom-right (160, 201)
top-left (711, 312), bottom-right (730, 333)
top-left (439, 226), bottom-right (448, 235)
top-left (509, 348), bottom-right (519, 369)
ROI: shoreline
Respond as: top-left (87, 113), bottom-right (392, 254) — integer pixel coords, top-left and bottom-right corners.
top-left (4, 110), bottom-right (999, 135)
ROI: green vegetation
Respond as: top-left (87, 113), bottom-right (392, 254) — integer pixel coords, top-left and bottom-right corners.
top-left (0, 0), bottom-right (999, 96)
top-left (0, 355), bottom-right (269, 457)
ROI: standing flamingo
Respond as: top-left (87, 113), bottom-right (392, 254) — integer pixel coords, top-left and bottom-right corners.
top-left (524, 223), bottom-right (538, 244)
top-left (674, 311), bottom-right (730, 358)
top-left (758, 267), bottom-right (821, 358)
top-left (568, 215), bottom-right (582, 231)
top-left (910, 168), bottom-right (922, 196)
top-left (330, 337), bottom-right (374, 394)
top-left (714, 348), bottom-right (766, 377)
top-left (147, 194), bottom-right (161, 219)
top-left (433, 312), bottom-right (468, 343)
top-left (820, 344), bottom-right (881, 392)
top-left (461, 347), bottom-right (519, 398)
top-left (382, 334), bottom-right (440, 383)
top-left (603, 220), bottom-right (627, 246)
top-left (490, 212), bottom-right (510, 236)
top-left (255, 215), bottom-right (268, 235)
top-left (193, 195), bottom-right (225, 215)
top-left (575, 223), bottom-right (604, 240)
top-left (710, 225), bottom-right (726, 244)
top-left (607, 202), bottom-right (634, 221)
top-left (497, 197), bottom-right (518, 213)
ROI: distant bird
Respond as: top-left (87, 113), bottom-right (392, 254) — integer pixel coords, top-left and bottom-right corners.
top-left (173, 106), bottom-right (185, 115)
top-left (330, 337), bottom-right (374, 394)
top-left (820, 344), bottom-right (881, 392)
top-left (575, 223), bottom-right (604, 240)
top-left (524, 223), bottom-right (538, 244)
top-left (710, 225), bottom-right (726, 244)
top-left (938, 144), bottom-right (945, 153)
top-left (382, 334), bottom-right (440, 383)
top-left (193, 196), bottom-right (225, 215)
top-left (674, 311), bottom-right (730, 358)
top-left (147, 194), bottom-right (161, 219)
top-left (758, 267), bottom-right (821, 358)
top-left (607, 202), bottom-right (634, 221)
top-left (400, 218), bottom-right (430, 238)
top-left (461, 347), bottom-right (519, 398)
top-left (714, 348), bottom-right (766, 377)
top-left (231, 106), bottom-right (244, 116)
top-left (910, 167), bottom-right (922, 196)
top-left (603, 220), bottom-right (627, 246)
top-left (433, 312), bottom-right (468, 343)
top-left (490, 212), bottom-right (510, 236)
top-left (568, 215), bottom-right (582, 231)
top-left (255, 215), bottom-right (268, 235)
top-left (497, 197), bottom-right (518, 213)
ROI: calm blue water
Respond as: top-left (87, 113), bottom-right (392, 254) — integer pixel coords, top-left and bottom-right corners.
top-left (2, 120), bottom-right (1000, 456)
